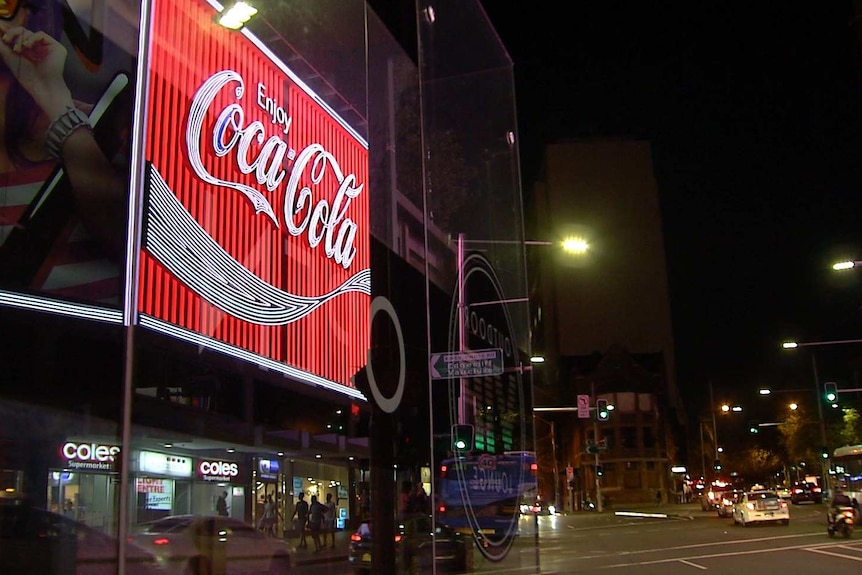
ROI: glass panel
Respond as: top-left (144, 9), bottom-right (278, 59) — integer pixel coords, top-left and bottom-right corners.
top-left (418, 0), bottom-right (538, 569)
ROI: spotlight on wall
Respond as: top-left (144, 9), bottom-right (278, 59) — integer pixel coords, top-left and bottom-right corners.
top-left (218, 1), bottom-right (258, 30)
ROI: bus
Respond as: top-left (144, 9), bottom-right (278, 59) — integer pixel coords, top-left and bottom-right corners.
top-left (436, 451), bottom-right (537, 561)
top-left (831, 444), bottom-right (862, 508)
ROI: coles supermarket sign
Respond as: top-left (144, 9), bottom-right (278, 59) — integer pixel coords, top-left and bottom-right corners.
top-left (139, 0), bottom-right (369, 396)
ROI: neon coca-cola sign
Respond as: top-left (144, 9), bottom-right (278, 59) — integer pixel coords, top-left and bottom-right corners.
top-left (139, 0), bottom-right (370, 397)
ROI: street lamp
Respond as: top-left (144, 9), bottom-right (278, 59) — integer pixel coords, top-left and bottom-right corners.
top-left (832, 260), bottom-right (862, 271)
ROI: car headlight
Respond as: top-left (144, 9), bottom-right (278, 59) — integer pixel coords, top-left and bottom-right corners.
top-left (745, 503), bottom-right (754, 510)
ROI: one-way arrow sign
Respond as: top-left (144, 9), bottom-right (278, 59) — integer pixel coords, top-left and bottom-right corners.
top-left (429, 348), bottom-right (504, 379)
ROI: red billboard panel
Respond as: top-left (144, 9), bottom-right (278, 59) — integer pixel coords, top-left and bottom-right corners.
top-left (139, 0), bottom-right (369, 395)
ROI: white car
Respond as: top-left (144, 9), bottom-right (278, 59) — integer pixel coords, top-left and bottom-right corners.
top-left (731, 490), bottom-right (790, 526)
top-left (131, 515), bottom-right (295, 575)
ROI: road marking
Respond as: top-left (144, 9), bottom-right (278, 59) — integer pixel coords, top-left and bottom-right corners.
top-left (678, 559), bottom-right (708, 570)
top-left (569, 532), bottom-right (822, 560)
top-left (804, 547), bottom-right (862, 561)
top-left (601, 539), bottom-right (854, 569)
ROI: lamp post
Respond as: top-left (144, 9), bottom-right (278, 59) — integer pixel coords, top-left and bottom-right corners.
top-left (778, 339), bottom-right (862, 475)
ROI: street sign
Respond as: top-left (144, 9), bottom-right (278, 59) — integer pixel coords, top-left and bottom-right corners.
top-left (429, 348), bottom-right (504, 379)
top-left (577, 394), bottom-right (590, 419)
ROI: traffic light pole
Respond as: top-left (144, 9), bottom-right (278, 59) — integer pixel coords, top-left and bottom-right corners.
top-left (811, 355), bottom-right (829, 476)
top-left (592, 381), bottom-right (603, 513)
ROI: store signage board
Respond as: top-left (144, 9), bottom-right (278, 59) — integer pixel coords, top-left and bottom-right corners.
top-left (139, 0), bottom-right (369, 398)
top-left (429, 348), bottom-right (503, 379)
top-left (138, 451), bottom-right (193, 478)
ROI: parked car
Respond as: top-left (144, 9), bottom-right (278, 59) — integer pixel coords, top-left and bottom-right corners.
top-left (131, 515), bottom-right (294, 575)
top-left (731, 489), bottom-right (790, 526)
top-left (0, 504), bottom-right (162, 575)
top-left (348, 514), bottom-right (468, 575)
top-left (790, 481), bottom-right (823, 504)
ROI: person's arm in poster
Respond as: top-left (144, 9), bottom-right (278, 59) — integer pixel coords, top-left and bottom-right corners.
top-left (0, 19), bottom-right (126, 255)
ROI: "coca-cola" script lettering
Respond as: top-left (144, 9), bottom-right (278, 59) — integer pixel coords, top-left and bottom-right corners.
top-left (186, 70), bottom-right (363, 269)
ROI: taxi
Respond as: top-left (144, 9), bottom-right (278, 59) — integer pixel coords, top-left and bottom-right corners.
top-left (731, 488), bottom-right (790, 526)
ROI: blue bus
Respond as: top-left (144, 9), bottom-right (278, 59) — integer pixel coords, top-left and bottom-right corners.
top-left (436, 451), bottom-right (537, 561)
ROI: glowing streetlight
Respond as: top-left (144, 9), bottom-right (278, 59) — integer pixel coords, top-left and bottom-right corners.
top-left (561, 236), bottom-right (590, 254)
top-left (721, 404), bottom-right (730, 412)
top-left (789, 403), bottom-right (798, 410)
top-left (832, 260), bottom-right (862, 271)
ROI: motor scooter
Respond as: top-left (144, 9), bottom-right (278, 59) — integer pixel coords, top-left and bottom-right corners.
top-left (827, 506), bottom-right (856, 538)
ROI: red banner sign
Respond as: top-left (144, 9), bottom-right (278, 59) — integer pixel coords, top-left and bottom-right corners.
top-left (139, 0), bottom-right (370, 392)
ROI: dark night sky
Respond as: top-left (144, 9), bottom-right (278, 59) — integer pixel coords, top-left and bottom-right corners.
top-left (482, 2), bottom-right (862, 414)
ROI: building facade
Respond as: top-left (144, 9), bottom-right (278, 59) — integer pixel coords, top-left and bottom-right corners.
top-left (530, 139), bottom-right (687, 509)
top-left (0, 1), bottom-right (538, 572)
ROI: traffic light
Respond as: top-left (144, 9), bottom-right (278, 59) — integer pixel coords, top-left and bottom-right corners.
top-left (596, 399), bottom-right (610, 422)
top-left (596, 465), bottom-right (604, 477)
top-left (824, 382), bottom-right (838, 402)
top-left (749, 421), bottom-right (760, 434)
top-left (451, 424), bottom-right (474, 452)
top-left (713, 459), bottom-right (722, 471)
top-left (821, 446), bottom-right (829, 460)
top-left (326, 408), bottom-right (347, 434)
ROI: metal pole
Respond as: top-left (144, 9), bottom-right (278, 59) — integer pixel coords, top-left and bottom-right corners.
top-left (457, 233), bottom-right (466, 423)
top-left (811, 354), bottom-right (829, 475)
top-left (591, 381), bottom-right (603, 512)
top-left (550, 420), bottom-right (560, 512)
top-left (710, 382), bottom-right (718, 460)
top-left (699, 420), bottom-right (706, 479)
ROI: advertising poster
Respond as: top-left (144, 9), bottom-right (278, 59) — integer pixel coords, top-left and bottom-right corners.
top-left (0, 0), bottom-right (136, 310)
top-left (138, 0), bottom-right (370, 393)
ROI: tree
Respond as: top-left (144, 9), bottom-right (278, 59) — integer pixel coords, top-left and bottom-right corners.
top-left (777, 406), bottom-right (821, 466)
top-left (725, 447), bottom-right (782, 484)
top-left (838, 407), bottom-right (862, 447)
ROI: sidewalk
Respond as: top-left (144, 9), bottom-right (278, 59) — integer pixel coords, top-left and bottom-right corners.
top-left (289, 528), bottom-right (351, 567)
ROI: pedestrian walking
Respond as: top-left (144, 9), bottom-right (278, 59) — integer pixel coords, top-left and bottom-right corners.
top-left (322, 492), bottom-right (337, 548)
top-left (291, 492), bottom-right (309, 548)
top-left (308, 494), bottom-right (325, 552)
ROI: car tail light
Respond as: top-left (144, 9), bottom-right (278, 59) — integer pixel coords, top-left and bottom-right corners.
top-left (792, 488), bottom-right (802, 494)
top-left (350, 533), bottom-right (363, 542)
top-left (438, 503), bottom-right (446, 514)
top-left (812, 487), bottom-right (821, 493)
top-left (779, 501), bottom-right (788, 509)
top-left (153, 537), bottom-right (171, 546)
